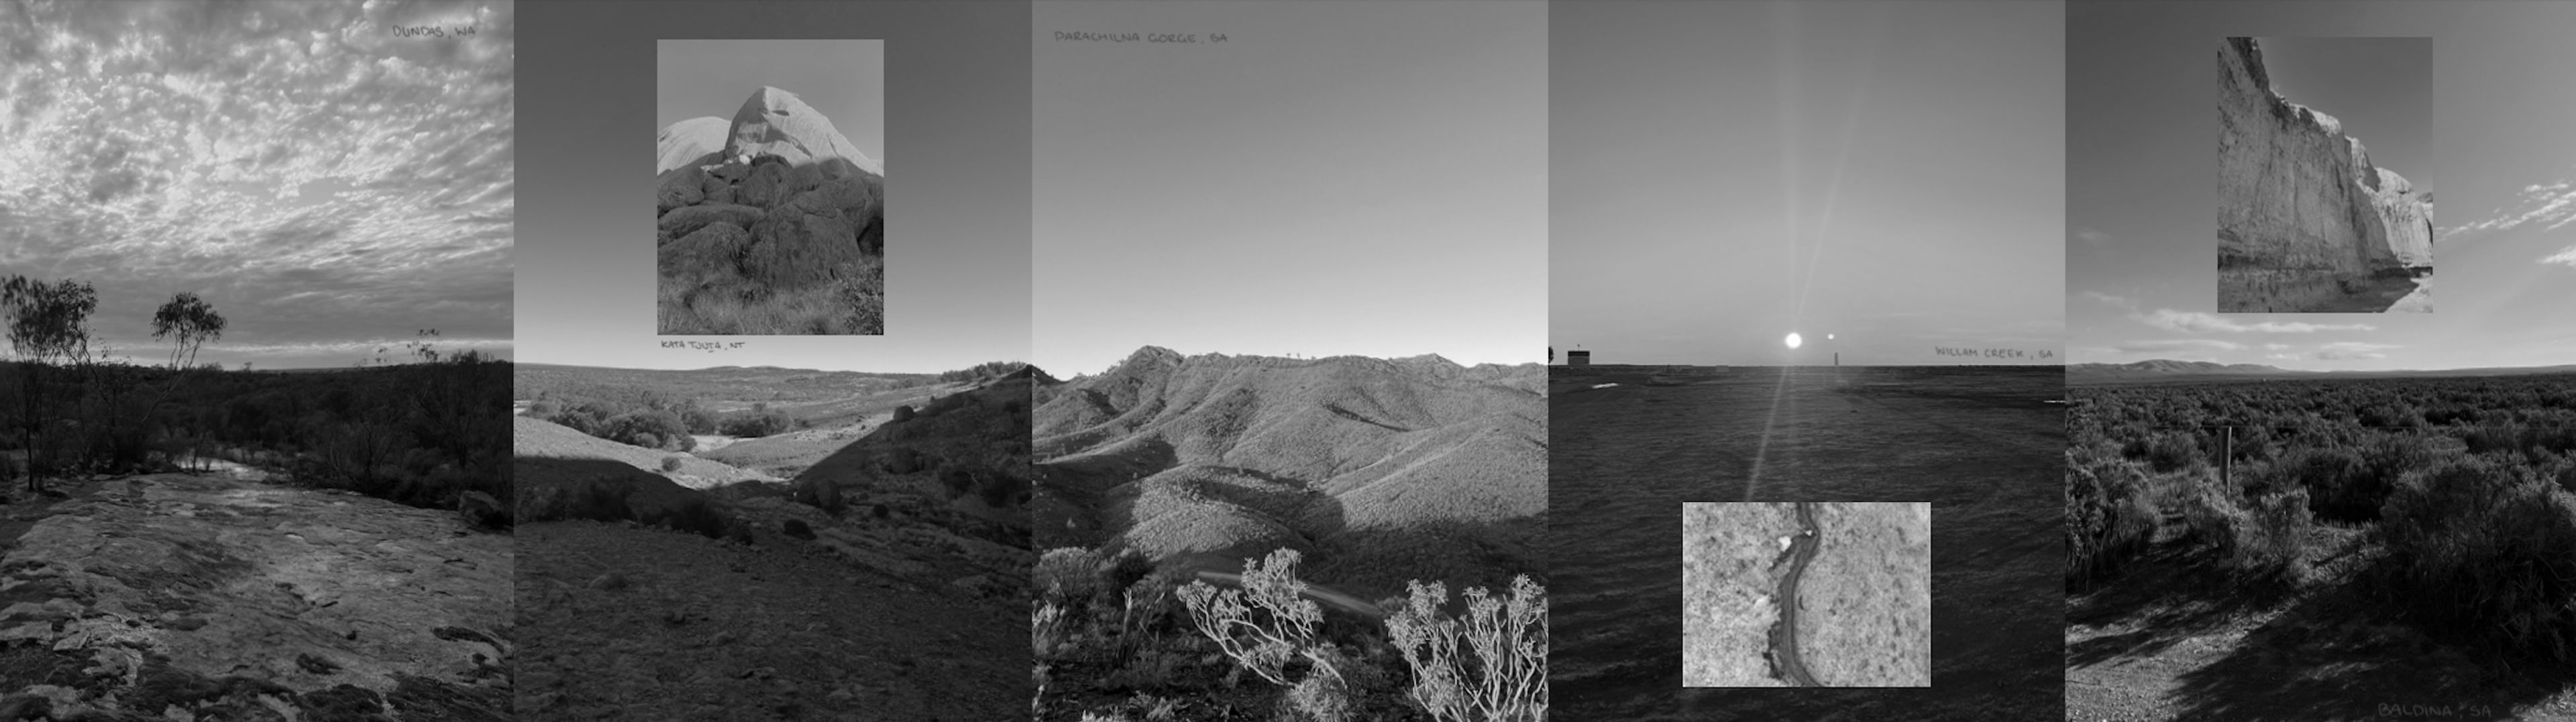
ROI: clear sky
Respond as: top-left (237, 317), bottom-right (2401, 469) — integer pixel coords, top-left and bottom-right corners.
top-left (1550, 1), bottom-right (2066, 367)
top-left (2256, 37), bottom-right (2430, 183)
top-left (516, 1), bottom-right (1030, 374)
top-left (2070, 1), bottom-right (2576, 371)
top-left (1032, 0), bottom-right (1548, 376)
top-left (656, 40), bottom-right (884, 168)
top-left (0, 1), bottom-right (513, 369)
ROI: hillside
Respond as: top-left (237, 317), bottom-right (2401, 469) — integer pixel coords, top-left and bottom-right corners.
top-left (515, 415), bottom-right (778, 488)
top-left (1035, 346), bottom-right (1544, 597)
top-left (514, 368), bottom-right (1034, 719)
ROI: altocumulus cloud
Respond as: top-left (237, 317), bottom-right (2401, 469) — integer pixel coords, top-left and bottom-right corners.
top-left (0, 1), bottom-right (512, 366)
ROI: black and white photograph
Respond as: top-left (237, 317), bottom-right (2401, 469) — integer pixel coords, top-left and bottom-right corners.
top-left (2068, 3), bottom-right (2576, 719)
top-left (517, 1), bottom-right (1032, 719)
top-left (655, 39), bottom-right (887, 336)
top-left (0, 0), bottom-right (513, 718)
top-left (2214, 36), bottom-right (2433, 313)
top-left (1028, 1), bottom-right (1549, 720)
top-left (1681, 502), bottom-right (1930, 688)
top-left (1550, 1), bottom-right (2064, 719)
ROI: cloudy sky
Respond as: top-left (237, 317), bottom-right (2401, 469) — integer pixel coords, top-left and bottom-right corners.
top-left (2070, 1), bottom-right (2576, 370)
top-left (0, 0), bottom-right (513, 369)
top-left (1032, 0), bottom-right (1547, 376)
top-left (1551, 1), bottom-right (2065, 367)
top-left (656, 39), bottom-right (883, 168)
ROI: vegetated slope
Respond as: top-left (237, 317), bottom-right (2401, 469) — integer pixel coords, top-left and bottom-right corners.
top-left (514, 370), bottom-right (1037, 721)
top-left (1035, 347), bottom-right (1544, 597)
top-left (515, 363), bottom-right (936, 422)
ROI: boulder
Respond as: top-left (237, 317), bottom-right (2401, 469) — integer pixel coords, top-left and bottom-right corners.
top-left (655, 117), bottom-right (731, 175)
top-left (738, 159), bottom-right (792, 209)
top-left (724, 87), bottom-right (883, 176)
top-left (743, 205), bottom-right (863, 287)
top-left (782, 519), bottom-right (815, 540)
top-left (656, 203), bottom-right (767, 242)
top-left (655, 166), bottom-right (707, 215)
top-left (659, 222), bottom-right (752, 272)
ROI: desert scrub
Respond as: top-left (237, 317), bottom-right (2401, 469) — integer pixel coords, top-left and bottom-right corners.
top-left (2373, 457), bottom-right (2576, 660)
top-left (1176, 548), bottom-right (1324, 686)
top-left (1383, 575), bottom-right (1547, 722)
top-left (2229, 486), bottom-right (2312, 585)
top-left (2065, 444), bottom-right (2157, 588)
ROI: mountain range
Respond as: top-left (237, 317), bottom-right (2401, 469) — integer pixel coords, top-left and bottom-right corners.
top-left (1033, 346), bottom-right (1545, 596)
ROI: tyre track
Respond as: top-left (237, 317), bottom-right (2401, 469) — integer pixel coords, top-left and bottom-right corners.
top-left (1768, 501), bottom-right (1824, 687)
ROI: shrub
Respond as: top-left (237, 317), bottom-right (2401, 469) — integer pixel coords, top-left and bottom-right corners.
top-left (796, 478), bottom-right (847, 516)
top-left (1177, 548), bottom-right (1324, 686)
top-left (782, 519), bottom-right (814, 540)
top-left (1285, 673), bottom-right (1354, 722)
top-left (977, 468), bottom-right (1030, 509)
top-left (1384, 575), bottom-right (1547, 722)
top-left (2231, 487), bottom-right (2312, 584)
top-left (652, 497), bottom-right (730, 539)
top-left (938, 464), bottom-right (976, 499)
top-left (2066, 445), bottom-right (2157, 588)
top-left (1037, 548), bottom-right (1108, 607)
top-left (2375, 458), bottom-right (2576, 660)
top-left (2174, 472), bottom-right (2246, 557)
top-left (660, 456), bottom-right (684, 472)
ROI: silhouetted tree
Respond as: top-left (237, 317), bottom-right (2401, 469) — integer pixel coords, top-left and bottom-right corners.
top-left (2, 276), bottom-right (97, 492)
top-left (149, 292), bottom-right (225, 370)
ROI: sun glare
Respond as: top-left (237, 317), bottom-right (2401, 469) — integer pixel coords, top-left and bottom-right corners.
top-left (1784, 332), bottom-right (1803, 350)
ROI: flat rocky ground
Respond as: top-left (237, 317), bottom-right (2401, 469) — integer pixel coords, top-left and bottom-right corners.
top-left (513, 519), bottom-right (1024, 722)
top-left (0, 472), bottom-right (511, 720)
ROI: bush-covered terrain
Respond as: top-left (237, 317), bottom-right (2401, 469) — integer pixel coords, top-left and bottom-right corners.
top-left (2068, 374), bottom-right (2576, 662)
top-left (0, 344), bottom-right (508, 522)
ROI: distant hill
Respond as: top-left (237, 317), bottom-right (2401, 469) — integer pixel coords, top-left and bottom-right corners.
top-left (2072, 359), bottom-right (2576, 385)
top-left (2070, 360), bottom-right (2293, 377)
top-left (1035, 346), bottom-right (1544, 597)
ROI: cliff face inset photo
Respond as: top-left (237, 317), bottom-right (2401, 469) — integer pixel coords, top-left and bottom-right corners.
top-left (2217, 37), bottom-right (2433, 313)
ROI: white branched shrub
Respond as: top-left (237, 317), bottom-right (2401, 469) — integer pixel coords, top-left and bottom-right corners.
top-left (1175, 548), bottom-right (1324, 686)
top-left (1385, 575), bottom-right (1548, 722)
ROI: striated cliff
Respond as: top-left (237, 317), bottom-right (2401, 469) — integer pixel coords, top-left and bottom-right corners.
top-left (2217, 38), bottom-right (2432, 311)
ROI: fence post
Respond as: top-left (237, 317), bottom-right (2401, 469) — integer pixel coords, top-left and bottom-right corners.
top-left (2222, 426), bottom-right (2233, 490)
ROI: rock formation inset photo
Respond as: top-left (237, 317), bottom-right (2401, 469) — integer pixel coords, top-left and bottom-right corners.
top-left (2218, 37), bottom-right (2433, 313)
top-left (657, 67), bottom-right (885, 334)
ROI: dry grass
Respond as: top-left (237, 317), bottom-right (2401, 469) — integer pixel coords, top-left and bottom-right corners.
top-left (659, 254), bottom-right (883, 336)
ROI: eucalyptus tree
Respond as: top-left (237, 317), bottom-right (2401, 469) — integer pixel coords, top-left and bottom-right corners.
top-left (1, 276), bottom-right (99, 491)
top-left (150, 293), bottom-right (226, 370)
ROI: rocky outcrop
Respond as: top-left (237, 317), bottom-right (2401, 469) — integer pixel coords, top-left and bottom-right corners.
top-left (725, 86), bottom-right (883, 176)
top-left (654, 86), bottom-right (884, 291)
top-left (655, 116), bottom-right (729, 175)
top-left (2372, 168), bottom-right (2434, 266)
top-left (2217, 37), bottom-right (2433, 311)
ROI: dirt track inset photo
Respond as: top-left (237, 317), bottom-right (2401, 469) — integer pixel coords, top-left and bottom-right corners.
top-left (1683, 501), bottom-right (1931, 688)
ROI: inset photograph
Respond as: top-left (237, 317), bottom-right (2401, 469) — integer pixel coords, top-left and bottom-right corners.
top-left (2217, 36), bottom-right (2432, 313)
top-left (656, 40), bottom-right (886, 335)
top-left (1683, 502), bottom-right (1931, 688)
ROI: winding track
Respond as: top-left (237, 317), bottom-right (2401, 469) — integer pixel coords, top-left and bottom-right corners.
top-left (1767, 501), bottom-right (1823, 686)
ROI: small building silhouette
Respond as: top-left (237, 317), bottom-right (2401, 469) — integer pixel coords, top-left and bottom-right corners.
top-left (1567, 350), bottom-right (1591, 366)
